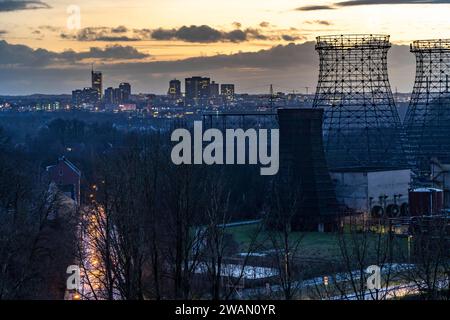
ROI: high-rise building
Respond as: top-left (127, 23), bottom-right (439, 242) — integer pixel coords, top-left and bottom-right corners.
top-left (221, 84), bottom-right (235, 102)
top-left (210, 81), bottom-right (219, 99)
top-left (71, 87), bottom-right (99, 107)
top-left (168, 79), bottom-right (181, 99)
top-left (91, 69), bottom-right (102, 99)
top-left (104, 87), bottom-right (114, 105)
top-left (185, 76), bottom-right (210, 106)
top-left (113, 88), bottom-right (122, 104)
top-left (71, 89), bottom-right (83, 106)
top-left (119, 82), bottom-right (131, 103)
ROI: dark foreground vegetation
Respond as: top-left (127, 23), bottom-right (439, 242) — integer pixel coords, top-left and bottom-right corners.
top-left (0, 112), bottom-right (448, 300)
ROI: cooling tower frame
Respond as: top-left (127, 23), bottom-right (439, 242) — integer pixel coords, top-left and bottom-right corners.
top-left (313, 34), bottom-right (406, 171)
top-left (405, 39), bottom-right (450, 173)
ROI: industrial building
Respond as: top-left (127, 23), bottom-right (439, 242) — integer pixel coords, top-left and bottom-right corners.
top-left (311, 34), bottom-right (411, 218)
top-left (331, 169), bottom-right (410, 218)
top-left (199, 34), bottom-right (450, 226)
top-left (201, 109), bottom-right (339, 231)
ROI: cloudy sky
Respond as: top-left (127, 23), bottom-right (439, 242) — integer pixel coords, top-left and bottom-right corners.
top-left (1, 0), bottom-right (450, 95)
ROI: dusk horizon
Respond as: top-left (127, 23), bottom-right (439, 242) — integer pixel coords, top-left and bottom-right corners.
top-left (3, 0), bottom-right (450, 95)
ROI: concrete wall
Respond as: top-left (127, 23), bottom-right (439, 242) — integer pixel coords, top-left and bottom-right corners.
top-left (367, 170), bottom-right (410, 206)
top-left (331, 169), bottom-right (411, 214)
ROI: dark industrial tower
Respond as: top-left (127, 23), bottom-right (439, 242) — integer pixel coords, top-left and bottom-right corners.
top-left (312, 34), bottom-right (406, 170)
top-left (405, 39), bottom-right (450, 173)
top-left (277, 108), bottom-right (338, 231)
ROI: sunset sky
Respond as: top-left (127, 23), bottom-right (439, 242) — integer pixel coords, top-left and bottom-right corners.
top-left (1, 0), bottom-right (450, 94)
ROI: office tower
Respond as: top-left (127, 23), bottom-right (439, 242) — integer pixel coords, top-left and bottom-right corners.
top-left (71, 87), bottom-right (99, 107)
top-left (84, 87), bottom-right (99, 105)
top-left (221, 84), bottom-right (235, 102)
top-left (119, 82), bottom-right (131, 103)
top-left (91, 68), bottom-right (102, 99)
top-left (199, 77), bottom-right (210, 99)
top-left (210, 81), bottom-right (219, 99)
top-left (104, 87), bottom-right (114, 105)
top-left (312, 34), bottom-right (406, 170)
top-left (71, 89), bottom-right (83, 107)
top-left (405, 39), bottom-right (450, 172)
top-left (113, 88), bottom-right (122, 104)
top-left (185, 76), bottom-right (210, 106)
top-left (168, 79), bottom-right (181, 99)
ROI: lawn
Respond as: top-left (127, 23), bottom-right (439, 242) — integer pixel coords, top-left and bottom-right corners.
top-left (226, 223), bottom-right (409, 262)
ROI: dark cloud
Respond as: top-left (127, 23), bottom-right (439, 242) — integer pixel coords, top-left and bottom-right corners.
top-left (60, 25), bottom-right (268, 43)
top-left (61, 27), bottom-right (141, 42)
top-left (0, 40), bottom-right (149, 67)
top-left (281, 35), bottom-right (303, 41)
top-left (225, 29), bottom-right (248, 42)
top-left (0, 40), bottom-right (415, 95)
top-left (111, 25), bottom-right (128, 33)
top-left (151, 25), bottom-right (268, 43)
top-left (296, 5), bottom-right (336, 11)
top-left (305, 20), bottom-right (333, 26)
top-left (297, 0), bottom-right (450, 10)
top-left (0, 30), bottom-right (7, 35)
top-left (60, 45), bottom-right (150, 61)
top-left (259, 21), bottom-right (270, 28)
top-left (57, 24), bottom-right (302, 43)
top-left (232, 22), bottom-right (242, 29)
top-left (0, 0), bottom-right (50, 12)
top-left (152, 25), bottom-right (222, 42)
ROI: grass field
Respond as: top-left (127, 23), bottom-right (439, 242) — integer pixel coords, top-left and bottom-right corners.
top-left (226, 223), bottom-right (409, 262)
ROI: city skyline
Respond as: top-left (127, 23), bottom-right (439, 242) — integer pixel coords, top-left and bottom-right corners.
top-left (1, 0), bottom-right (450, 94)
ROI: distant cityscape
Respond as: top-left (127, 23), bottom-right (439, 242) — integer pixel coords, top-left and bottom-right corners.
top-left (0, 68), bottom-right (412, 119)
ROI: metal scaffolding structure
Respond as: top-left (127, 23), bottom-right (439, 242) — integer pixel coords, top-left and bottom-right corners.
top-left (405, 39), bottom-right (450, 173)
top-left (312, 34), bottom-right (406, 170)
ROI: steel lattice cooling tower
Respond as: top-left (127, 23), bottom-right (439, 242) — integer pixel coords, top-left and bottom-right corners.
top-left (312, 34), bottom-right (406, 170)
top-left (405, 39), bottom-right (450, 172)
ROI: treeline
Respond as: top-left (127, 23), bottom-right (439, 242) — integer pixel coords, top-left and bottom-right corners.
top-left (0, 118), bottom-right (270, 299)
top-left (0, 126), bottom-right (77, 299)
